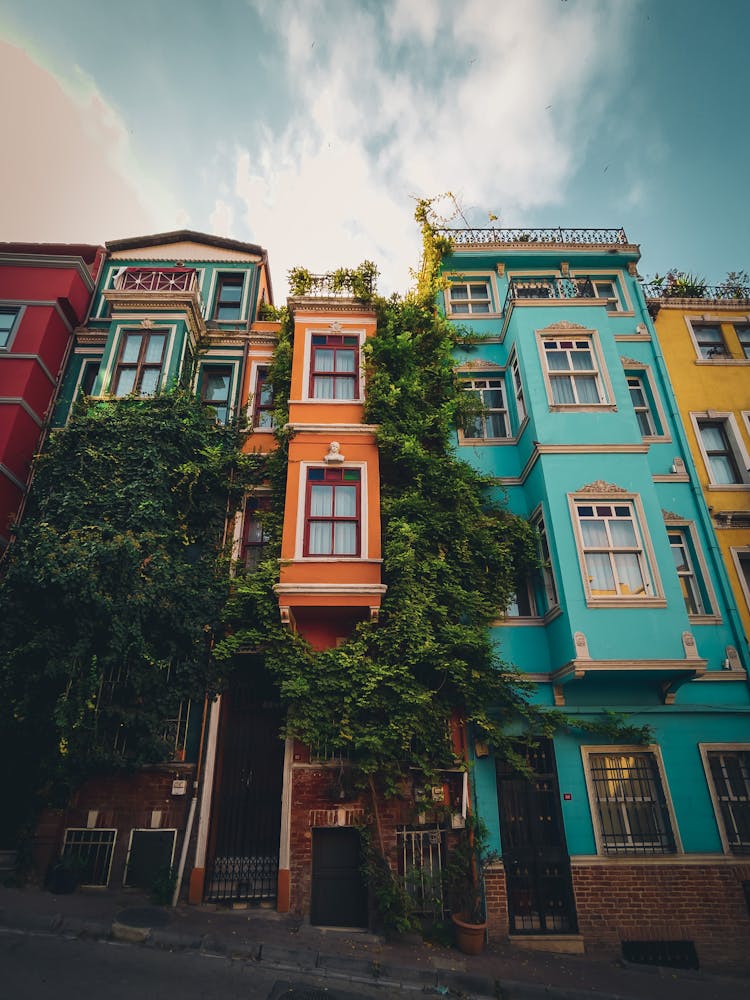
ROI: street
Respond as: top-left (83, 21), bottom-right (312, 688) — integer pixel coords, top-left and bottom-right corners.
top-left (0, 931), bottom-right (411, 1000)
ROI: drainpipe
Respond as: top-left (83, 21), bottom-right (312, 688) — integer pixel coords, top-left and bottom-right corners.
top-left (634, 283), bottom-right (749, 666)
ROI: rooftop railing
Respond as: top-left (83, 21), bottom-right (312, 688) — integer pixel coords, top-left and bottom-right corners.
top-left (641, 281), bottom-right (750, 303)
top-left (116, 266), bottom-right (200, 294)
top-left (439, 227), bottom-right (629, 246)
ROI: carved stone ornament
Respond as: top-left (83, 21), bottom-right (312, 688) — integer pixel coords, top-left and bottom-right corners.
top-left (661, 509), bottom-right (683, 523)
top-left (560, 261), bottom-right (570, 277)
top-left (577, 481), bottom-right (628, 495)
top-left (329, 321), bottom-right (343, 334)
top-left (620, 355), bottom-right (643, 367)
top-left (725, 646), bottom-right (741, 671)
top-left (636, 323), bottom-right (648, 336)
top-left (538, 320), bottom-right (589, 332)
top-left (140, 318), bottom-right (155, 328)
top-left (628, 262), bottom-right (638, 276)
top-left (574, 631), bottom-right (591, 659)
top-left (324, 441), bottom-right (345, 463)
top-left (671, 457), bottom-right (686, 475)
top-left (496, 263), bottom-right (505, 277)
top-left (682, 631), bottom-right (700, 660)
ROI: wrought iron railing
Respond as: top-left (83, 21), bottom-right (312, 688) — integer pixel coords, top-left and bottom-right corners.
top-left (641, 282), bottom-right (750, 303)
top-left (439, 227), bottom-right (629, 246)
top-left (115, 267), bottom-right (200, 294)
top-left (502, 276), bottom-right (609, 314)
top-left (292, 272), bottom-right (378, 298)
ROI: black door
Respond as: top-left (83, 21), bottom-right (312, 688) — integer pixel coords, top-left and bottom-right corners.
top-left (205, 671), bottom-right (285, 903)
top-left (496, 739), bottom-right (577, 934)
top-left (310, 828), bottom-right (368, 927)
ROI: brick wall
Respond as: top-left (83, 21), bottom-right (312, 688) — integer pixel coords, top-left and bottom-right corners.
top-left (484, 862), bottom-right (509, 938)
top-left (572, 861), bottom-right (750, 972)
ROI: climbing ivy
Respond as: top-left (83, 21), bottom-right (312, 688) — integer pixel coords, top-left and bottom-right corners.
top-left (0, 391), bottom-right (250, 838)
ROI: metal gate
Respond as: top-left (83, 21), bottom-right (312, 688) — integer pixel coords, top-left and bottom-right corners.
top-left (397, 825), bottom-right (445, 918)
top-left (496, 739), bottom-right (577, 934)
top-left (205, 673), bottom-right (285, 903)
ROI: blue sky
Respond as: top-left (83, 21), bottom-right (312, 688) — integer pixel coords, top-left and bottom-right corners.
top-left (0, 0), bottom-right (747, 299)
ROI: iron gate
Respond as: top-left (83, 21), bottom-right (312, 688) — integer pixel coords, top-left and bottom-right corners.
top-left (496, 739), bottom-right (577, 934)
top-left (205, 673), bottom-right (285, 903)
top-left (397, 825), bottom-right (446, 918)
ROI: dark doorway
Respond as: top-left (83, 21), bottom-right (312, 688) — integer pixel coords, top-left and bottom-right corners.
top-left (205, 670), bottom-right (285, 903)
top-left (496, 739), bottom-right (577, 934)
top-left (310, 828), bottom-right (368, 927)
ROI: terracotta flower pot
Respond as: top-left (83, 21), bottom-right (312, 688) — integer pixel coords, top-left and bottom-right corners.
top-left (451, 912), bottom-right (487, 955)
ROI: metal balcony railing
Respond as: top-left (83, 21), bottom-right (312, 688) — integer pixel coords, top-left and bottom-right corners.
top-left (115, 267), bottom-right (200, 294)
top-left (502, 276), bottom-right (611, 314)
top-left (439, 227), bottom-right (629, 246)
top-left (641, 282), bottom-right (750, 303)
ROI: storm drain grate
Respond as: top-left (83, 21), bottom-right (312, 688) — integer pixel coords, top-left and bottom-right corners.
top-left (622, 939), bottom-right (699, 970)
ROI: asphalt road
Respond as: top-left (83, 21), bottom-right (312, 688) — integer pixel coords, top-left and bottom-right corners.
top-left (0, 930), bottom-right (410, 1000)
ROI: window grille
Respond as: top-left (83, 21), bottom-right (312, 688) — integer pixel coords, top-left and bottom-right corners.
top-left (397, 825), bottom-right (445, 918)
top-left (707, 750), bottom-right (750, 854)
top-left (588, 753), bottom-right (675, 855)
top-left (309, 742), bottom-right (351, 763)
top-left (162, 700), bottom-right (191, 761)
top-left (62, 828), bottom-right (117, 886)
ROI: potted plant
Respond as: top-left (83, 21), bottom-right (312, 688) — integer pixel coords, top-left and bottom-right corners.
top-left (443, 815), bottom-right (496, 955)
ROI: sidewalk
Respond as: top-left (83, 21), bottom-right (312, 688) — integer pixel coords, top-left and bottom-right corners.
top-left (0, 886), bottom-right (747, 1000)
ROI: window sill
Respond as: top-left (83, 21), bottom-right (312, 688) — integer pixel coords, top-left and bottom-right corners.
top-left (706, 483), bottom-right (750, 491)
top-left (549, 403), bottom-right (617, 413)
top-left (446, 311), bottom-right (503, 321)
top-left (687, 614), bottom-right (723, 625)
top-left (292, 557), bottom-right (383, 564)
top-left (459, 436), bottom-right (515, 446)
top-left (584, 597), bottom-right (667, 609)
top-left (695, 358), bottom-right (750, 365)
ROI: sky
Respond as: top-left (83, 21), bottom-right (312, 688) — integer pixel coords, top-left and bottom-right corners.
top-left (0, 0), bottom-right (747, 300)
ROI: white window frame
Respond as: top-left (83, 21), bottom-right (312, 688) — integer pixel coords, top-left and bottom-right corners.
top-left (0, 304), bottom-right (24, 350)
top-left (691, 412), bottom-right (750, 488)
top-left (510, 351), bottom-right (526, 426)
top-left (730, 547), bottom-right (750, 616)
top-left (459, 376), bottom-right (510, 442)
top-left (570, 271), bottom-right (633, 315)
top-left (300, 327), bottom-right (366, 404)
top-left (294, 461), bottom-right (368, 560)
top-left (123, 828), bottom-right (177, 888)
top-left (196, 360), bottom-right (239, 424)
top-left (684, 316), bottom-right (750, 364)
top-left (699, 744), bottom-right (750, 856)
top-left (444, 272), bottom-right (500, 318)
top-left (666, 521), bottom-right (719, 620)
top-left (209, 270), bottom-right (249, 323)
top-left (62, 828), bottom-right (118, 887)
top-left (569, 491), bottom-right (664, 607)
top-left (581, 746), bottom-right (681, 856)
top-left (735, 323), bottom-right (750, 359)
top-left (531, 506), bottom-right (559, 614)
top-left (538, 328), bottom-right (613, 409)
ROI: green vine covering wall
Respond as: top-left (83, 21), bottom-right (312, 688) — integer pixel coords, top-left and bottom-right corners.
top-left (0, 392), bottom-right (250, 839)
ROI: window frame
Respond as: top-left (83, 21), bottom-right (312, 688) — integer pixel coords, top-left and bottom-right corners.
top-left (303, 465), bottom-right (362, 558)
top-left (692, 322), bottom-right (729, 360)
top-left (111, 329), bottom-right (169, 397)
top-left (0, 304), bottom-right (23, 350)
top-left (301, 328), bottom-right (365, 403)
top-left (730, 547), bottom-right (750, 616)
top-left (199, 364), bottom-right (234, 424)
top-left (241, 495), bottom-right (272, 571)
top-left (61, 828), bottom-right (118, 886)
top-left (582, 746), bottom-right (681, 856)
top-left (510, 351), bottom-right (527, 426)
top-left (736, 324), bottom-right (750, 359)
top-left (212, 272), bottom-right (245, 322)
top-left (444, 271), bottom-right (500, 318)
top-left (538, 329), bottom-right (613, 410)
top-left (252, 364), bottom-right (275, 429)
top-left (699, 744), bottom-right (750, 855)
top-left (532, 507), bottom-right (559, 615)
top-left (666, 521), bottom-right (718, 621)
top-left (569, 491), bottom-right (664, 607)
top-left (691, 413), bottom-right (750, 488)
top-left (459, 375), bottom-right (510, 442)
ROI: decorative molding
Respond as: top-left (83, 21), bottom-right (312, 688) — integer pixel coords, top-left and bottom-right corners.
top-left (682, 631), bottom-right (700, 660)
top-left (620, 355), bottom-right (643, 367)
top-left (713, 510), bottom-right (750, 529)
top-left (553, 685), bottom-right (565, 706)
top-left (627, 262), bottom-right (638, 276)
top-left (560, 261), bottom-right (570, 277)
top-left (725, 646), bottom-right (741, 671)
top-left (576, 481), bottom-right (628, 495)
top-left (329, 321), bottom-right (343, 333)
top-left (574, 632), bottom-right (591, 660)
top-left (661, 508), bottom-right (683, 523)
top-left (274, 584), bottom-right (388, 595)
top-left (455, 359), bottom-right (503, 372)
top-left (538, 319), bottom-right (589, 332)
top-left (284, 422), bottom-right (380, 434)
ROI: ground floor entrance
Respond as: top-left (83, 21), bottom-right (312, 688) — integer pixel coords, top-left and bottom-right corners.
top-left (310, 827), bottom-right (368, 927)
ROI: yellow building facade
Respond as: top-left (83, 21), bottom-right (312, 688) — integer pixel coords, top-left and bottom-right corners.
top-left (647, 286), bottom-right (750, 649)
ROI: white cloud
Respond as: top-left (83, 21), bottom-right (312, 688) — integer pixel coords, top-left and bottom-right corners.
top-left (0, 42), bottom-right (185, 244)
top-left (232, 0), bottom-right (638, 300)
top-left (209, 199), bottom-right (234, 237)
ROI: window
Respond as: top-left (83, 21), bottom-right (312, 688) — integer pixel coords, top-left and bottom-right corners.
top-left (461, 378), bottom-right (509, 439)
top-left (574, 500), bottom-right (652, 598)
top-left (200, 365), bottom-right (232, 424)
top-left (213, 273), bottom-right (244, 321)
top-left (511, 355), bottom-right (526, 424)
top-left (693, 324), bottom-right (728, 359)
top-left (310, 334), bottom-right (359, 400)
top-left (533, 511), bottom-right (559, 611)
top-left (0, 306), bottom-right (21, 348)
top-left (542, 337), bottom-right (605, 405)
top-left (506, 575), bottom-right (537, 617)
top-left (696, 419), bottom-right (745, 484)
top-left (448, 281), bottom-right (492, 314)
top-left (112, 330), bottom-right (166, 396)
top-left (736, 325), bottom-right (750, 359)
top-left (585, 750), bottom-right (676, 855)
top-left (627, 375), bottom-right (656, 436)
top-left (252, 366), bottom-right (274, 428)
top-left (704, 749), bottom-right (750, 854)
top-left (62, 829), bottom-right (117, 886)
top-left (668, 528), bottom-right (706, 615)
top-left (242, 496), bottom-right (271, 571)
top-left (590, 279), bottom-right (621, 311)
top-left (304, 467), bottom-right (360, 556)
top-left (731, 549), bottom-right (750, 614)
top-left (79, 360), bottom-right (99, 397)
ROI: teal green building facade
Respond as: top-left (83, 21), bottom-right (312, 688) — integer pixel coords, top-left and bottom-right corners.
top-left (442, 228), bottom-right (750, 967)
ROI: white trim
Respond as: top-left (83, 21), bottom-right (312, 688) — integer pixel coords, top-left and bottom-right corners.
top-left (295, 460), bottom-right (368, 560)
top-left (698, 743), bottom-right (750, 856)
top-left (729, 547), bottom-right (750, 616)
top-left (443, 270), bottom-right (502, 318)
top-left (0, 303), bottom-right (27, 349)
top-left (664, 518), bottom-right (720, 619)
top-left (690, 411), bottom-right (750, 487)
top-left (621, 360), bottom-right (670, 442)
top-left (301, 325), bottom-right (367, 403)
top-left (194, 695), bottom-right (221, 871)
top-left (581, 745), bottom-right (682, 856)
top-left (122, 827), bottom-right (177, 888)
top-left (536, 326), bottom-right (614, 408)
top-left (275, 583), bottom-right (388, 595)
top-left (278, 737), bottom-right (294, 872)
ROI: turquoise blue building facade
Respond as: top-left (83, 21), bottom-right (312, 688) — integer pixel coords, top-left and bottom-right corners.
top-left (441, 228), bottom-right (750, 967)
